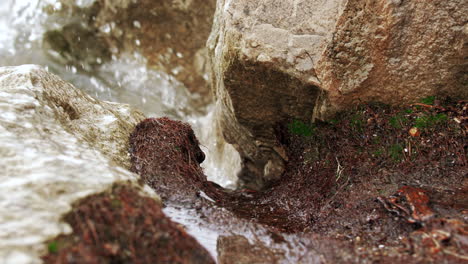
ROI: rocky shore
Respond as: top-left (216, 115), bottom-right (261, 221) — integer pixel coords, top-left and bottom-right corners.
top-left (1, 65), bottom-right (466, 264)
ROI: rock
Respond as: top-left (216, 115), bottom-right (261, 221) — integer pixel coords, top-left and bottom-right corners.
top-left (208, 0), bottom-right (468, 189)
top-left (207, 0), bottom-right (343, 188)
top-left (0, 65), bottom-right (150, 263)
top-left (316, 0), bottom-right (468, 115)
top-left (129, 117), bottom-right (208, 202)
top-left (44, 0), bottom-right (216, 97)
top-left (217, 235), bottom-right (284, 264)
top-left (378, 186), bottom-right (435, 224)
top-left (44, 22), bottom-right (112, 67)
top-left (42, 184), bottom-right (215, 264)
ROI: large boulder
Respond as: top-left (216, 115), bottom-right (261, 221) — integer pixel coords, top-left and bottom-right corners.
top-left (208, 0), bottom-right (468, 189)
top-left (0, 65), bottom-right (150, 263)
top-left (315, 0), bottom-right (468, 116)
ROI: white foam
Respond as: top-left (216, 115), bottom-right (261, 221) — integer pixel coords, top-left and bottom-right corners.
top-left (0, 66), bottom-right (140, 263)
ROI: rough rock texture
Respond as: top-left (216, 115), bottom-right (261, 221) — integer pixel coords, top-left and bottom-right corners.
top-left (208, 0), bottom-right (468, 188)
top-left (42, 184), bottom-right (215, 264)
top-left (316, 0), bottom-right (468, 116)
top-left (45, 0), bottom-right (216, 96)
top-left (129, 117), bottom-right (208, 203)
top-left (2, 65), bottom-right (145, 168)
top-left (0, 65), bottom-right (149, 263)
top-left (208, 0), bottom-right (345, 188)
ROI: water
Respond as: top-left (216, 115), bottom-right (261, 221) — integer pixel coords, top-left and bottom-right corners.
top-left (0, 0), bottom-right (240, 262)
top-left (0, 64), bottom-right (152, 263)
top-left (0, 0), bottom-right (240, 185)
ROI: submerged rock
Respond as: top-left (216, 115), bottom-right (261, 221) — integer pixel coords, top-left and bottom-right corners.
top-left (44, 22), bottom-right (112, 68)
top-left (208, 0), bottom-right (468, 188)
top-left (217, 235), bottom-right (284, 264)
top-left (0, 65), bottom-right (149, 263)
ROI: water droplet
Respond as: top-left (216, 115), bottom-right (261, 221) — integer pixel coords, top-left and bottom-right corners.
top-left (133, 20), bottom-right (141, 29)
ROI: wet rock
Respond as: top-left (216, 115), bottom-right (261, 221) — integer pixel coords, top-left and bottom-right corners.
top-left (42, 184), bottom-right (215, 264)
top-left (44, 22), bottom-right (112, 67)
top-left (0, 65), bottom-right (148, 263)
top-left (208, 0), bottom-right (468, 188)
top-left (408, 218), bottom-right (468, 263)
top-left (129, 117), bottom-right (208, 202)
top-left (128, 102), bottom-right (467, 263)
top-left (207, 0), bottom-right (345, 188)
top-left (217, 235), bottom-right (284, 264)
top-left (45, 0), bottom-right (216, 96)
top-left (378, 186), bottom-right (435, 224)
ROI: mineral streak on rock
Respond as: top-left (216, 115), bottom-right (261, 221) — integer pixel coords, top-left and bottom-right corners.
top-left (42, 184), bottom-right (215, 264)
top-left (208, 0), bottom-right (468, 189)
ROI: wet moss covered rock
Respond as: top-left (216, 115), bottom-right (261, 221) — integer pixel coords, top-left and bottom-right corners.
top-left (42, 184), bottom-right (215, 264)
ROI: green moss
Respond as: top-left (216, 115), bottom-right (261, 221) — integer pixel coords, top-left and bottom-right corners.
top-left (371, 136), bottom-right (381, 145)
top-left (372, 149), bottom-right (384, 157)
top-left (389, 143), bottom-right (404, 162)
top-left (420, 96), bottom-right (436, 105)
top-left (350, 112), bottom-right (364, 132)
top-left (389, 113), bottom-right (408, 129)
top-left (414, 113), bottom-right (448, 128)
top-left (329, 119), bottom-right (339, 125)
top-left (288, 120), bottom-right (315, 137)
top-left (111, 198), bottom-right (122, 209)
top-left (48, 241), bottom-right (58, 254)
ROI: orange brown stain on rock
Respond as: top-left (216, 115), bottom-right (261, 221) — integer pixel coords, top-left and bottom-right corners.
top-left (398, 186), bottom-right (435, 223)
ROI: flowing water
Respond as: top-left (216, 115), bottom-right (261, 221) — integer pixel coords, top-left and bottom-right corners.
top-left (0, 0), bottom-right (240, 186)
top-left (0, 0), bottom-right (241, 262)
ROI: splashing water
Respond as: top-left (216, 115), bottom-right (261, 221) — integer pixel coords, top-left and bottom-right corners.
top-left (0, 0), bottom-right (241, 262)
top-left (0, 0), bottom-right (240, 186)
